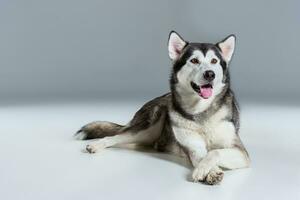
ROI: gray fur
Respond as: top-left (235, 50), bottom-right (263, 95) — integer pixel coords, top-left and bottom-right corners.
top-left (75, 32), bottom-right (250, 185)
top-left (77, 121), bottom-right (124, 140)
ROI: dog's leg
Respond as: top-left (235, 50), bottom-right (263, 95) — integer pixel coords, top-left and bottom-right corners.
top-left (173, 120), bottom-right (250, 185)
top-left (79, 101), bottom-right (169, 153)
top-left (192, 147), bottom-right (250, 184)
top-left (173, 127), bottom-right (225, 185)
top-left (85, 119), bottom-right (164, 153)
top-left (171, 126), bottom-right (212, 176)
top-left (75, 94), bottom-right (170, 153)
top-left (192, 122), bottom-right (250, 184)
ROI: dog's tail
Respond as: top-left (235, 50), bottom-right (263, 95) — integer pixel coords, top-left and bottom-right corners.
top-left (75, 93), bottom-right (170, 141)
top-left (75, 121), bottom-right (125, 140)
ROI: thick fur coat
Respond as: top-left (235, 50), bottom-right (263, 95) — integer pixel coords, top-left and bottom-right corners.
top-left (75, 31), bottom-right (250, 185)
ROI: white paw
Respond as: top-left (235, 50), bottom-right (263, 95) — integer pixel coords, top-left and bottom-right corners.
top-left (205, 167), bottom-right (224, 185)
top-left (86, 142), bottom-right (107, 153)
top-left (192, 163), bottom-right (213, 182)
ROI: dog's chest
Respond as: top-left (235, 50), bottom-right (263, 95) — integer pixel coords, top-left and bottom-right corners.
top-left (169, 106), bottom-right (235, 149)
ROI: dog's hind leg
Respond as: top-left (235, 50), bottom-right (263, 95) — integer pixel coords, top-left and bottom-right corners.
top-left (74, 94), bottom-right (170, 153)
top-left (84, 118), bottom-right (165, 153)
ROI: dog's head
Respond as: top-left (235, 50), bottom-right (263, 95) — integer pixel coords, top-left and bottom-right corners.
top-left (168, 31), bottom-right (235, 100)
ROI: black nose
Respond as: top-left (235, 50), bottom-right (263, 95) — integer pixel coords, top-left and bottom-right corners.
top-left (203, 70), bottom-right (215, 81)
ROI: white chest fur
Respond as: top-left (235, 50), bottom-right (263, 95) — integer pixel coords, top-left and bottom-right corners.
top-left (169, 105), bottom-right (237, 150)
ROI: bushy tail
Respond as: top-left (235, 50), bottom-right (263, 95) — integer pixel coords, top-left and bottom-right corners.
top-left (75, 121), bottom-right (125, 140)
top-left (75, 94), bottom-right (170, 141)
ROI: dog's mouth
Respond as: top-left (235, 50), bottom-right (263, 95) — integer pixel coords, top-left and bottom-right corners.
top-left (190, 82), bottom-right (213, 99)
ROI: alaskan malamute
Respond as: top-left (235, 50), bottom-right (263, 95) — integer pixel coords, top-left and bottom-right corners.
top-left (75, 31), bottom-right (250, 185)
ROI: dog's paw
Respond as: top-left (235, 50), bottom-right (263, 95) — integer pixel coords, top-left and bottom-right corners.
top-left (205, 167), bottom-right (224, 185)
top-left (192, 163), bottom-right (212, 182)
top-left (86, 142), bottom-right (107, 154)
top-left (86, 144), bottom-right (97, 153)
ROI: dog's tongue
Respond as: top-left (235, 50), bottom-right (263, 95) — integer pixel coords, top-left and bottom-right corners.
top-left (200, 86), bottom-right (212, 99)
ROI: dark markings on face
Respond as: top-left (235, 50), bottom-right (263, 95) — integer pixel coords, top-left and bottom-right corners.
top-left (169, 42), bottom-right (232, 120)
top-left (170, 42), bottom-right (228, 86)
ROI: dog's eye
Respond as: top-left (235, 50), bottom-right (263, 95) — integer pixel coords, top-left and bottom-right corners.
top-left (190, 58), bottom-right (200, 64)
top-left (211, 58), bottom-right (218, 64)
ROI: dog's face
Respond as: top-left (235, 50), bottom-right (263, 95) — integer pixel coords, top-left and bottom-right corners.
top-left (168, 31), bottom-right (235, 100)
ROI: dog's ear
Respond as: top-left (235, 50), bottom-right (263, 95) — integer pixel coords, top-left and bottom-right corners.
top-left (217, 35), bottom-right (236, 62)
top-left (168, 31), bottom-right (187, 60)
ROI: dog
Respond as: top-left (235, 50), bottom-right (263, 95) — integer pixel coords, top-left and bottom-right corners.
top-left (75, 31), bottom-right (250, 185)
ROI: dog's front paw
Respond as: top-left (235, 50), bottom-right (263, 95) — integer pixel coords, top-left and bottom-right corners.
top-left (192, 163), bottom-right (212, 182)
top-left (192, 164), bottom-right (224, 185)
top-left (205, 167), bottom-right (224, 185)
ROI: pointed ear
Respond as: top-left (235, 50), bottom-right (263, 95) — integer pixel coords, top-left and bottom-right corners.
top-left (168, 31), bottom-right (187, 60)
top-left (217, 35), bottom-right (236, 62)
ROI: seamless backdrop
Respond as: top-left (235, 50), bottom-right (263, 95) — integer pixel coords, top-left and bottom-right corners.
top-left (1, 0), bottom-right (299, 104)
top-left (1, 1), bottom-right (300, 199)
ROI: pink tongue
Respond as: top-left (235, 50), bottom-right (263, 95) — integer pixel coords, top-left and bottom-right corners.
top-left (200, 87), bottom-right (212, 99)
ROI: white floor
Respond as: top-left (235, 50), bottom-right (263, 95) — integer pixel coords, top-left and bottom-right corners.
top-left (0, 101), bottom-right (299, 200)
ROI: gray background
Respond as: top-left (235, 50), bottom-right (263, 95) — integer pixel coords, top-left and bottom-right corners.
top-left (1, 0), bottom-right (299, 104)
top-left (1, 1), bottom-right (300, 199)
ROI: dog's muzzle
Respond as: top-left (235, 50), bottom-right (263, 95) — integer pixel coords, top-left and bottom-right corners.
top-left (190, 81), bottom-right (213, 99)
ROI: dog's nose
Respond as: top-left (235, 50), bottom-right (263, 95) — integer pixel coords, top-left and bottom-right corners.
top-left (203, 70), bottom-right (215, 81)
